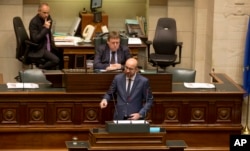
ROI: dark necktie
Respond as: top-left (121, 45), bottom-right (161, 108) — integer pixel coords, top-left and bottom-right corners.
top-left (126, 78), bottom-right (132, 97)
top-left (110, 52), bottom-right (115, 64)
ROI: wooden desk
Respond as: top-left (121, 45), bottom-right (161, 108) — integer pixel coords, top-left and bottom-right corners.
top-left (0, 73), bottom-right (244, 151)
top-left (56, 43), bottom-right (147, 71)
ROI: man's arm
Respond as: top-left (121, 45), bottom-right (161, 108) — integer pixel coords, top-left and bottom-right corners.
top-left (93, 45), bottom-right (110, 69)
top-left (139, 80), bottom-right (154, 118)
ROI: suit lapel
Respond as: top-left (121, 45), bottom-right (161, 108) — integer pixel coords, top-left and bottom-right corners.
top-left (105, 49), bottom-right (111, 62)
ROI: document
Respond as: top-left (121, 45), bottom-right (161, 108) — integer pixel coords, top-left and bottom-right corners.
top-left (54, 36), bottom-right (83, 46)
top-left (184, 82), bottom-right (215, 88)
top-left (128, 37), bottom-right (142, 44)
top-left (113, 120), bottom-right (148, 124)
top-left (7, 83), bottom-right (39, 89)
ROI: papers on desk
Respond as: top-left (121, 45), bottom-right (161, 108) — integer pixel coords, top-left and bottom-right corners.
top-left (128, 37), bottom-right (142, 45)
top-left (54, 36), bottom-right (83, 46)
top-left (113, 120), bottom-right (148, 124)
top-left (97, 69), bottom-right (123, 73)
top-left (7, 83), bottom-right (39, 89)
top-left (184, 82), bottom-right (215, 89)
top-left (55, 41), bottom-right (75, 45)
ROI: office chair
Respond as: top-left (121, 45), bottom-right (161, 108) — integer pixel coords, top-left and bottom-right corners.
top-left (13, 16), bottom-right (45, 68)
top-left (146, 18), bottom-right (183, 72)
top-left (166, 68), bottom-right (196, 83)
top-left (19, 69), bottom-right (51, 84)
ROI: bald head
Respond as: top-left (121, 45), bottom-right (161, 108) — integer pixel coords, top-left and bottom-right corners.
top-left (126, 58), bottom-right (138, 68)
top-left (38, 3), bottom-right (50, 20)
top-left (124, 58), bottom-right (138, 78)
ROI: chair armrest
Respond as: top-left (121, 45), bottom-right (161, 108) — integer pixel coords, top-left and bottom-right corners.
top-left (176, 41), bottom-right (183, 65)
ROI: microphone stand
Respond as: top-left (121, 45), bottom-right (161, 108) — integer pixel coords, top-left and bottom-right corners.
top-left (111, 93), bottom-right (118, 124)
top-left (242, 95), bottom-right (250, 134)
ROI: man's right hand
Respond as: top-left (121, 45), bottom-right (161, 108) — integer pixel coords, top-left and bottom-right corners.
top-left (100, 99), bottom-right (108, 109)
top-left (44, 18), bottom-right (51, 29)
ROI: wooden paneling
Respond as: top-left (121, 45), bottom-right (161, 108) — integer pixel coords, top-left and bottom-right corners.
top-left (0, 73), bottom-right (245, 151)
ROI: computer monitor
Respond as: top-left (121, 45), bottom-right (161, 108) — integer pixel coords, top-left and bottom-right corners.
top-left (90, 0), bottom-right (102, 12)
top-left (68, 17), bottom-right (81, 36)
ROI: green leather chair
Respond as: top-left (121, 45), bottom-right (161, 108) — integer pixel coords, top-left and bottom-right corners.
top-left (19, 69), bottom-right (51, 84)
top-left (166, 68), bottom-right (196, 83)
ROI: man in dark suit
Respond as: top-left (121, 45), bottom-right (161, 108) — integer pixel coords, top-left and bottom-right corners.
top-left (29, 3), bottom-right (63, 69)
top-left (99, 58), bottom-right (154, 120)
top-left (93, 31), bottom-right (131, 71)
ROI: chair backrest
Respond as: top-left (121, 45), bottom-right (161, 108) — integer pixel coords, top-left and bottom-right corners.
top-left (153, 18), bottom-right (177, 55)
top-left (19, 69), bottom-right (51, 83)
top-left (94, 32), bottom-right (128, 52)
top-left (166, 68), bottom-right (196, 83)
top-left (13, 16), bottom-right (30, 63)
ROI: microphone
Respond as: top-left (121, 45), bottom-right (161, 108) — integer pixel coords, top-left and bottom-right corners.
top-left (111, 92), bottom-right (119, 124)
top-left (144, 86), bottom-right (153, 123)
top-left (212, 68), bottom-right (217, 91)
top-left (144, 88), bottom-right (149, 124)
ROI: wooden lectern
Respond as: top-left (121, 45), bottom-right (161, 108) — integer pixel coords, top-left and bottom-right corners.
top-left (66, 127), bottom-right (187, 151)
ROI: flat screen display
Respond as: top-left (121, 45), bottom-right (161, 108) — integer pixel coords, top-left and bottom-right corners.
top-left (90, 0), bottom-right (102, 12)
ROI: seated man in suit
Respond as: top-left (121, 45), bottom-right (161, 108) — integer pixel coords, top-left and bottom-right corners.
top-left (93, 31), bottom-right (131, 71)
top-left (29, 3), bottom-right (63, 70)
top-left (99, 58), bottom-right (154, 120)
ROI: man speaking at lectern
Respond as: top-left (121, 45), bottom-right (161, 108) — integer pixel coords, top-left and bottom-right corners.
top-left (99, 58), bottom-right (154, 120)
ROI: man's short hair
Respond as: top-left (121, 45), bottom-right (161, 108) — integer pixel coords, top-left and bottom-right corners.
top-left (108, 31), bottom-right (120, 40)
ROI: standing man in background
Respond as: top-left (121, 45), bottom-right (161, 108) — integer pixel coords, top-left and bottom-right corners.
top-left (29, 3), bottom-right (63, 69)
top-left (99, 58), bottom-right (154, 120)
top-left (94, 31), bottom-right (131, 71)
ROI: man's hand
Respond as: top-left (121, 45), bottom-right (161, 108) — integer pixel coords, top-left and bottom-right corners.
top-left (43, 18), bottom-right (51, 29)
top-left (128, 113), bottom-right (141, 120)
top-left (106, 64), bottom-right (122, 71)
top-left (100, 99), bottom-right (108, 109)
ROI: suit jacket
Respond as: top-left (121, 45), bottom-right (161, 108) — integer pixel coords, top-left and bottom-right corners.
top-left (93, 44), bottom-right (131, 69)
top-left (28, 14), bottom-right (57, 58)
top-left (103, 73), bottom-right (154, 120)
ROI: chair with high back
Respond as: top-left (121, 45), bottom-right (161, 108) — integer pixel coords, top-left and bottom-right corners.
top-left (166, 68), bottom-right (196, 83)
top-left (13, 16), bottom-right (45, 68)
top-left (146, 18), bottom-right (183, 72)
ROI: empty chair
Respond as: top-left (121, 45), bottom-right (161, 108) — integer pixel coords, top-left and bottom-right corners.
top-left (166, 68), bottom-right (196, 83)
top-left (146, 18), bottom-right (183, 72)
top-left (19, 69), bottom-right (51, 84)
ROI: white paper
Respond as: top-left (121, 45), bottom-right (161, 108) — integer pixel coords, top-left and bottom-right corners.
top-left (131, 120), bottom-right (148, 124)
top-left (7, 83), bottom-right (39, 89)
top-left (54, 36), bottom-right (83, 45)
top-left (128, 38), bottom-right (142, 44)
top-left (184, 82), bottom-right (215, 89)
top-left (113, 120), bottom-right (148, 124)
top-left (55, 41), bottom-right (74, 45)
